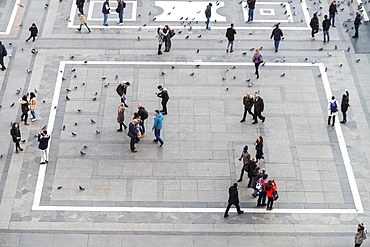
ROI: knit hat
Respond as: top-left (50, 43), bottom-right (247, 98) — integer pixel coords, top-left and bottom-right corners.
top-left (244, 145), bottom-right (248, 150)
top-left (78, 13), bottom-right (82, 16)
top-left (32, 23), bottom-right (36, 26)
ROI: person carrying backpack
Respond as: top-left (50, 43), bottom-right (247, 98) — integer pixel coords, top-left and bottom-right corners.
top-left (251, 167), bottom-right (265, 197)
top-left (256, 174), bottom-right (268, 206)
top-left (265, 180), bottom-right (277, 211)
top-left (163, 25), bottom-right (175, 52)
top-left (116, 0), bottom-right (125, 25)
top-left (328, 95), bottom-right (338, 126)
top-left (137, 103), bottom-right (148, 134)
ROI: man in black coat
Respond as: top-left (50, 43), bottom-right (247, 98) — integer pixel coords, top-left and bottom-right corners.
top-left (240, 93), bottom-right (254, 122)
top-left (270, 23), bottom-right (284, 52)
top-left (246, 0), bottom-right (256, 23)
top-left (352, 12), bottom-right (362, 38)
top-left (329, 1), bottom-right (338, 27)
top-left (156, 85), bottom-right (169, 115)
top-left (137, 103), bottom-right (148, 134)
top-left (116, 81), bottom-right (130, 107)
top-left (225, 23), bottom-right (236, 53)
top-left (0, 41), bottom-right (7, 71)
top-left (322, 15), bottom-right (331, 43)
top-left (252, 94), bottom-right (265, 124)
top-left (340, 90), bottom-right (350, 123)
top-left (76, 0), bottom-right (85, 15)
top-left (26, 23), bottom-right (38, 42)
top-left (310, 13), bottom-right (319, 39)
top-left (224, 183), bottom-right (244, 217)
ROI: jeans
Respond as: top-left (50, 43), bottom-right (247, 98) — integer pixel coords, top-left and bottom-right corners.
top-left (329, 14), bottom-right (335, 26)
top-left (227, 41), bottom-right (233, 51)
top-left (103, 14), bottom-right (109, 25)
top-left (274, 40), bottom-right (280, 52)
top-left (323, 30), bottom-right (330, 42)
top-left (118, 10), bottom-right (124, 23)
top-left (120, 95), bottom-right (126, 105)
top-left (248, 8), bottom-right (254, 21)
top-left (154, 129), bottom-right (164, 144)
top-left (140, 119), bottom-right (145, 134)
top-left (342, 111), bottom-right (347, 121)
top-left (257, 191), bottom-right (266, 205)
top-left (31, 111), bottom-right (36, 119)
top-left (206, 16), bottom-right (210, 29)
top-left (252, 189), bottom-right (259, 196)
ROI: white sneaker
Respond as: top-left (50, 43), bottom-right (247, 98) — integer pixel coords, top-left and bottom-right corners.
top-left (118, 23), bottom-right (124, 26)
top-left (31, 118), bottom-right (37, 122)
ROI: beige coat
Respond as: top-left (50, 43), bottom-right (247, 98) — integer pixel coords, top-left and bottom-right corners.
top-left (157, 29), bottom-right (166, 44)
top-left (79, 15), bottom-right (87, 25)
top-left (29, 97), bottom-right (36, 111)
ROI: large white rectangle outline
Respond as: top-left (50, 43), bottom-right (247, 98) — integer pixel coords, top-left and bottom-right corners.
top-left (32, 61), bottom-right (363, 214)
top-left (67, 0), bottom-right (311, 30)
top-left (0, 0), bottom-right (21, 35)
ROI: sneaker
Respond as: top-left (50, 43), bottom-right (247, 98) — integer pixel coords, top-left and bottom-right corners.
top-left (252, 121), bottom-right (258, 124)
top-left (118, 23), bottom-right (124, 26)
top-left (45, 160), bottom-right (48, 163)
top-left (1, 68), bottom-right (6, 71)
top-left (262, 118), bottom-right (265, 123)
top-left (103, 24), bottom-right (108, 26)
top-left (31, 118), bottom-right (37, 122)
top-left (124, 104), bottom-right (129, 108)
top-left (19, 148), bottom-right (23, 151)
top-left (77, 28), bottom-right (81, 31)
top-left (160, 142), bottom-right (164, 147)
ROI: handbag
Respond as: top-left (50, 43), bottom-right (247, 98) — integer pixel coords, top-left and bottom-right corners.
top-left (272, 190), bottom-right (279, 201)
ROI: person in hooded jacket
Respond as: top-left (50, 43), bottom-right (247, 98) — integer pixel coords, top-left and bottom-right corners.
top-left (237, 145), bottom-right (251, 182)
top-left (354, 223), bottom-right (367, 247)
top-left (310, 13), bottom-right (319, 39)
top-left (329, 1), bottom-right (338, 27)
top-left (340, 90), bottom-right (350, 123)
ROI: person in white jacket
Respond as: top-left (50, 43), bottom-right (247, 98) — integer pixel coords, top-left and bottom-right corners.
top-left (327, 96), bottom-right (338, 126)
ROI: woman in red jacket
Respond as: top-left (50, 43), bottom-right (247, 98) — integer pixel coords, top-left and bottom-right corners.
top-left (266, 180), bottom-right (277, 211)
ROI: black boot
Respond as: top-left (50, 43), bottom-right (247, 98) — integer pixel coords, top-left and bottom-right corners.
top-left (158, 44), bottom-right (163, 55)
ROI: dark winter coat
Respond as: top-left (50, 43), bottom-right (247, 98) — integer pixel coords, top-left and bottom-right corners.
top-left (254, 97), bottom-right (264, 113)
top-left (354, 15), bottom-right (361, 26)
top-left (29, 26), bottom-right (38, 37)
top-left (0, 44), bottom-right (7, 57)
top-left (157, 89), bottom-right (169, 101)
top-left (10, 127), bottom-right (21, 143)
top-left (270, 27), bottom-right (283, 41)
top-left (243, 96), bottom-right (254, 109)
top-left (117, 107), bottom-right (125, 123)
top-left (247, 0), bottom-right (256, 9)
top-left (76, 0), bottom-right (85, 5)
top-left (322, 19), bottom-right (331, 30)
top-left (228, 185), bottom-right (239, 204)
top-left (245, 160), bottom-right (257, 177)
top-left (329, 3), bottom-right (337, 14)
top-left (255, 140), bottom-right (264, 159)
top-left (137, 106), bottom-right (148, 120)
top-left (102, 1), bottom-right (110, 14)
top-left (38, 134), bottom-right (50, 150)
top-left (116, 84), bottom-right (128, 96)
top-left (341, 91), bottom-right (350, 113)
top-left (310, 16), bottom-right (319, 29)
top-left (251, 169), bottom-right (265, 189)
top-left (19, 99), bottom-right (29, 114)
top-left (240, 149), bottom-right (251, 165)
top-left (128, 122), bottom-right (138, 136)
top-left (226, 28), bottom-right (236, 41)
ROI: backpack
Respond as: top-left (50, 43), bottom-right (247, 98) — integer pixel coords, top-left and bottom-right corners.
top-left (256, 180), bottom-right (263, 192)
top-left (169, 30), bottom-right (176, 38)
top-left (141, 109), bottom-right (148, 120)
top-left (1, 46), bottom-right (7, 56)
top-left (330, 101), bottom-right (338, 113)
top-left (122, 1), bottom-right (126, 8)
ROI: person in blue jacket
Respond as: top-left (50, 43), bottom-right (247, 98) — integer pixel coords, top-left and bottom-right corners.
top-left (152, 110), bottom-right (164, 147)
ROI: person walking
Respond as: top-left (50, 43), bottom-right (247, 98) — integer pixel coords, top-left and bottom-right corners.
top-left (252, 49), bottom-right (263, 79)
top-left (205, 3), bottom-right (212, 30)
top-left (322, 15), bottom-right (331, 43)
top-left (102, 0), bottom-right (110, 26)
top-left (246, 0), bottom-right (256, 23)
top-left (225, 23), bottom-right (236, 53)
top-left (38, 130), bottom-right (51, 164)
top-left (266, 180), bottom-right (277, 211)
top-left (251, 166), bottom-right (265, 197)
top-left (254, 136), bottom-right (265, 161)
top-left (224, 183), bottom-right (244, 217)
top-left (329, 1), bottom-right (338, 27)
top-left (310, 13), bottom-right (319, 40)
top-left (117, 103), bottom-right (127, 131)
top-left (163, 25), bottom-right (175, 52)
top-left (116, 81), bottom-right (130, 107)
top-left (10, 123), bottom-right (23, 153)
top-left (340, 90), bottom-right (350, 123)
top-left (0, 41), bottom-right (7, 71)
top-left (237, 145), bottom-right (251, 182)
top-left (270, 23), bottom-right (283, 52)
top-left (152, 110), bottom-right (164, 147)
top-left (328, 96), bottom-right (338, 126)
top-left (156, 85), bottom-right (169, 115)
top-left (157, 26), bottom-right (167, 55)
top-left (240, 92), bottom-right (254, 122)
top-left (77, 13), bottom-right (91, 32)
top-left (76, 0), bottom-right (85, 15)
top-left (19, 95), bottom-right (30, 125)
top-left (354, 223), bottom-right (367, 247)
top-left (352, 12), bottom-right (362, 38)
top-left (137, 103), bottom-right (148, 135)
top-left (29, 92), bottom-right (37, 122)
top-left (116, 0), bottom-right (125, 25)
top-left (257, 174), bottom-right (268, 206)
top-left (26, 23), bottom-right (38, 42)
top-left (252, 94), bottom-right (265, 124)
top-left (128, 119), bottom-right (139, 152)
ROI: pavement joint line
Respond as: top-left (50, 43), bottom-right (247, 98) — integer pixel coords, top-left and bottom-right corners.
top-left (0, 0), bottom-right (21, 35)
top-left (31, 61), bottom-right (363, 214)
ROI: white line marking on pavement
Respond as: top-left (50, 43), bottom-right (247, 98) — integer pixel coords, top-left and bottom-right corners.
top-left (32, 61), bottom-right (363, 214)
top-left (0, 0), bottom-right (21, 35)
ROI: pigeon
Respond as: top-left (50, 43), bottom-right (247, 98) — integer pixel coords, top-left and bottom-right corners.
top-left (96, 130), bottom-right (100, 134)
top-left (161, 72), bottom-right (165, 75)
top-left (26, 69), bottom-right (32, 73)
top-left (226, 88), bottom-right (229, 91)
top-left (180, 17), bottom-right (183, 20)
top-left (92, 97), bottom-right (97, 101)
top-left (83, 145), bottom-right (88, 148)
top-left (190, 72), bottom-right (195, 76)
top-left (232, 66), bottom-right (236, 69)
top-left (74, 86), bottom-right (78, 89)
top-left (185, 35), bottom-right (189, 39)
top-left (356, 58), bottom-right (361, 62)
top-left (242, 52), bottom-right (247, 55)
top-left (325, 67), bottom-right (328, 72)
top-left (10, 102), bottom-right (15, 107)
top-left (152, 17), bottom-right (156, 21)
top-left (327, 52), bottom-right (332, 56)
top-left (339, 64), bottom-right (343, 67)
top-left (77, 109), bottom-right (82, 112)
top-left (102, 76), bottom-right (106, 80)
top-left (284, 10), bottom-right (287, 14)
top-left (21, 140), bottom-right (26, 143)
top-left (70, 55), bottom-right (74, 59)
top-left (79, 185), bottom-right (85, 190)
top-left (171, 66), bottom-right (175, 69)
top-left (138, 27), bottom-right (141, 31)
top-left (178, 31), bottom-right (182, 34)
top-left (71, 132), bottom-right (77, 136)
top-left (249, 31), bottom-right (253, 35)
top-left (80, 151), bottom-right (86, 155)
top-left (66, 95), bottom-right (70, 101)
top-left (34, 89), bottom-right (38, 93)
top-left (54, 106), bottom-right (57, 109)
top-left (66, 88), bottom-right (71, 92)
top-left (137, 36), bottom-right (140, 41)
top-left (148, 11), bottom-right (151, 15)
top-left (74, 122), bottom-right (78, 126)
top-left (20, 22), bottom-right (23, 26)
top-left (82, 82), bottom-right (85, 85)
top-left (301, 18), bottom-right (304, 22)
top-left (195, 65), bottom-right (200, 68)
top-left (104, 84), bottom-right (109, 87)
top-left (233, 76), bottom-right (237, 79)
top-left (63, 125), bottom-right (66, 130)
top-left (280, 73), bottom-right (286, 77)
top-left (335, 45), bottom-right (337, 50)
top-left (318, 73), bottom-right (322, 77)
top-left (143, 24), bottom-right (147, 27)
top-left (246, 79), bottom-right (251, 82)
top-left (84, 61), bottom-right (88, 64)
top-left (91, 119), bottom-right (96, 123)
top-left (71, 68), bottom-right (76, 72)
top-left (305, 58), bottom-right (308, 61)
top-left (248, 83), bottom-right (253, 87)
top-left (42, 100), bottom-right (45, 103)
top-left (73, 75), bottom-right (77, 78)
top-left (57, 186), bottom-right (62, 189)
top-left (318, 47), bottom-right (323, 51)
top-left (197, 35), bottom-right (202, 38)
top-left (9, 43), bottom-right (12, 46)
top-left (222, 77), bottom-right (226, 80)
top-left (196, 49), bottom-right (199, 53)
top-left (259, 46), bottom-right (263, 50)
top-left (62, 77), bottom-right (66, 80)
top-left (42, 125), bottom-right (47, 130)
top-left (95, 92), bottom-right (98, 95)
top-left (15, 89), bottom-right (21, 94)
top-left (18, 4), bottom-right (24, 7)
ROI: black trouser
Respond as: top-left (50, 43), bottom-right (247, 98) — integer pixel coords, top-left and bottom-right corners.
top-left (119, 123), bottom-right (127, 130)
top-left (253, 110), bottom-right (265, 122)
top-left (15, 141), bottom-right (21, 151)
top-left (354, 24), bottom-right (359, 37)
top-left (267, 196), bottom-right (274, 210)
top-left (161, 99), bottom-right (168, 114)
top-left (328, 115), bottom-right (335, 126)
top-left (26, 35), bottom-right (36, 42)
top-left (78, 4), bottom-right (84, 15)
top-left (242, 107), bottom-right (254, 121)
top-left (0, 55), bottom-right (5, 69)
top-left (21, 112), bottom-right (28, 123)
top-left (239, 168), bottom-right (246, 180)
top-left (355, 243), bottom-right (362, 247)
top-left (130, 136), bottom-right (136, 151)
top-left (311, 28), bottom-right (318, 37)
top-left (254, 62), bottom-right (260, 78)
top-left (224, 202), bottom-right (242, 215)
top-left (257, 191), bottom-right (266, 205)
top-left (165, 39), bottom-right (171, 51)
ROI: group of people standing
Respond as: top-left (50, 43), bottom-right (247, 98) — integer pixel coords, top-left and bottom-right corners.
top-left (327, 90), bottom-right (350, 126)
top-left (157, 25), bottom-right (175, 55)
top-left (100, 0), bottom-right (126, 26)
